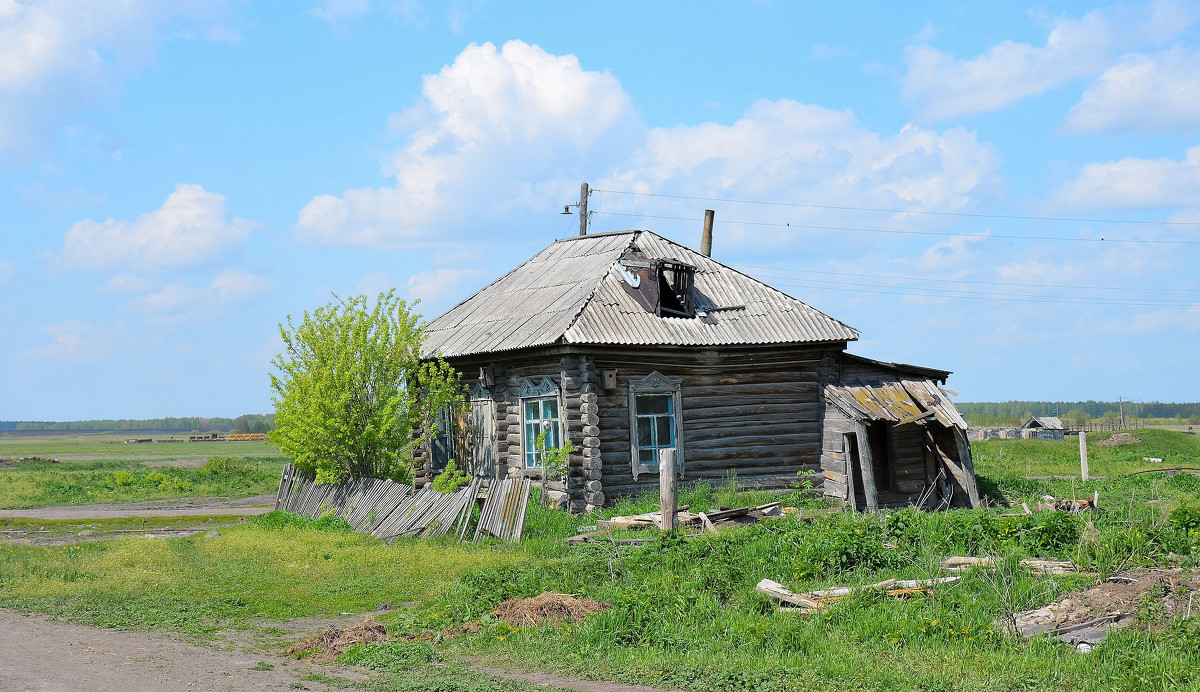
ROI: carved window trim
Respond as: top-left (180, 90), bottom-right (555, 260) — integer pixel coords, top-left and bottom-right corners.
top-left (627, 371), bottom-right (684, 481)
top-left (518, 377), bottom-right (563, 469)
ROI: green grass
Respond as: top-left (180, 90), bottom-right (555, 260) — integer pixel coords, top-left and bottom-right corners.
top-left (2, 430), bottom-right (1200, 691)
top-left (0, 511), bottom-right (520, 635)
top-left (972, 428), bottom-right (1200, 478)
top-left (0, 433), bottom-right (285, 508)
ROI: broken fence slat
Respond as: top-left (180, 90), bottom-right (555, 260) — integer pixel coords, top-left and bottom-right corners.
top-left (756, 579), bottom-right (822, 610)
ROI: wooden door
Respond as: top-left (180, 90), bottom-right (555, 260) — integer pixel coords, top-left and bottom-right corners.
top-left (469, 397), bottom-right (496, 477)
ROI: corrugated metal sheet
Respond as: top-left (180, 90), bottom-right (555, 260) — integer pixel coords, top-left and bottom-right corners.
top-left (825, 379), bottom-right (969, 431)
top-left (422, 230), bottom-right (860, 359)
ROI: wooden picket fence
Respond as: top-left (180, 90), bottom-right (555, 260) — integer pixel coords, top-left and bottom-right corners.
top-left (273, 464), bottom-right (531, 542)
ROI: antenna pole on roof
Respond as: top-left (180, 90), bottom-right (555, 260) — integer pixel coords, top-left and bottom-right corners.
top-left (701, 209), bottom-right (715, 257)
top-left (579, 183), bottom-right (589, 236)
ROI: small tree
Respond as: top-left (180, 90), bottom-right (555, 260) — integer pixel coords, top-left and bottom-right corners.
top-left (270, 291), bottom-right (463, 485)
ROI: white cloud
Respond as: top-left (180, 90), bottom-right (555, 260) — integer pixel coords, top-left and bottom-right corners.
top-left (100, 273), bottom-right (155, 294)
top-left (299, 41), bottom-right (1000, 251)
top-left (0, 0), bottom-right (228, 157)
top-left (405, 267), bottom-right (482, 306)
top-left (600, 104), bottom-right (1000, 248)
top-left (1066, 48), bottom-right (1200, 133)
top-left (19, 319), bottom-right (122, 364)
top-left (55, 184), bottom-right (255, 272)
top-left (906, 233), bottom-right (990, 275)
top-left (902, 1), bottom-right (1192, 120)
top-left (1055, 145), bottom-right (1200, 209)
top-left (308, 0), bottom-right (371, 23)
top-left (355, 271), bottom-right (397, 298)
top-left (296, 40), bottom-right (642, 248)
top-left (126, 270), bottom-right (273, 317)
top-left (1122, 304), bottom-right (1200, 334)
top-left (0, 259), bottom-right (13, 284)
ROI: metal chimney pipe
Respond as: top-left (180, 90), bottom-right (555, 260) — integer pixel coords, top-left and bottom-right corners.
top-left (700, 209), bottom-right (715, 256)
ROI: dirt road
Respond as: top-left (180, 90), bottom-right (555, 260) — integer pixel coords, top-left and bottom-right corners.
top-left (0, 495), bottom-right (276, 520)
top-left (0, 610), bottom-right (361, 692)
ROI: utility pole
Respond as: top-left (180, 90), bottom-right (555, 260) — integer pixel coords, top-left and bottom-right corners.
top-left (578, 182), bottom-right (589, 236)
top-left (1119, 395), bottom-right (1125, 430)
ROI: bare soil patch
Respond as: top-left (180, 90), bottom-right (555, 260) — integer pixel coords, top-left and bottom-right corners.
top-left (1014, 569), bottom-right (1199, 640)
top-left (495, 592), bottom-right (612, 627)
top-left (0, 609), bottom-right (367, 692)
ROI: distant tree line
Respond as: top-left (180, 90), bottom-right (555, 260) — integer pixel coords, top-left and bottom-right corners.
top-left (0, 414), bottom-right (275, 433)
top-left (958, 401), bottom-right (1200, 428)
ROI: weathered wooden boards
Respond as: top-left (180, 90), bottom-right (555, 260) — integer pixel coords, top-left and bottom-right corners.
top-left (757, 576), bottom-right (961, 613)
top-left (474, 476), bottom-right (532, 542)
top-left (275, 463), bottom-right (415, 532)
top-left (274, 464), bottom-right (507, 542)
top-left (940, 556), bottom-right (1080, 575)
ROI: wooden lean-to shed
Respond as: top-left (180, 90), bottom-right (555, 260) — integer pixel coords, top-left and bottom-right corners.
top-left (413, 230), bottom-right (980, 512)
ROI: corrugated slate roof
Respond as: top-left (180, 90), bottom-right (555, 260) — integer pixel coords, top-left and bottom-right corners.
top-left (422, 230), bottom-right (860, 358)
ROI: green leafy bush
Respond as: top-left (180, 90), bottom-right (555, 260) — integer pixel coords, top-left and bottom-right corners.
top-left (201, 456), bottom-right (255, 475)
top-left (432, 460), bottom-right (470, 493)
top-left (1170, 501), bottom-right (1200, 532)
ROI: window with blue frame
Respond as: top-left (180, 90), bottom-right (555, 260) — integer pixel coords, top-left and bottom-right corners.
top-left (523, 396), bottom-right (561, 467)
top-left (627, 371), bottom-right (683, 480)
top-left (634, 394), bottom-right (674, 464)
top-left (518, 377), bottom-right (562, 468)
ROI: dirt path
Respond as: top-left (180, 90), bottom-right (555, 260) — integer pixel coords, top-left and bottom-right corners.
top-left (0, 610), bottom-right (363, 692)
top-left (0, 610), bottom-right (681, 692)
top-left (0, 495), bottom-right (276, 520)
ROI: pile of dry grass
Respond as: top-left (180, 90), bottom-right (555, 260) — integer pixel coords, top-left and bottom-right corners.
top-left (494, 592), bottom-right (611, 627)
top-left (287, 619), bottom-right (389, 662)
top-left (1098, 432), bottom-right (1142, 447)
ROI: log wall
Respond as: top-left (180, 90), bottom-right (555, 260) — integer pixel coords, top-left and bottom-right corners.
top-left (591, 344), bottom-right (833, 498)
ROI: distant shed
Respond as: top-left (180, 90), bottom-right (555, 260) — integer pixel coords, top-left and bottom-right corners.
top-left (414, 229), bottom-right (980, 512)
top-left (1021, 415), bottom-right (1066, 440)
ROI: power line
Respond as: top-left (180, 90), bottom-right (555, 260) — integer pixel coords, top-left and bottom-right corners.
top-left (590, 188), bottom-right (1200, 228)
top-left (762, 276), bottom-right (1200, 307)
top-left (740, 264), bottom-right (1200, 294)
top-left (591, 210), bottom-right (1200, 246)
top-left (762, 274), bottom-right (1199, 306)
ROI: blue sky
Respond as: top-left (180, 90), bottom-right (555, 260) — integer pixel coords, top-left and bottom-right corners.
top-left (3, 0), bottom-right (1199, 420)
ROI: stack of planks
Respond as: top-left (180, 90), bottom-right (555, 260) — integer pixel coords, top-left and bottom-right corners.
top-left (474, 476), bottom-right (533, 542)
top-left (274, 464), bottom-right (487, 541)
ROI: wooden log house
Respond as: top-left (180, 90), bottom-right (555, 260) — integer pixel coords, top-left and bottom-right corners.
top-left (414, 230), bottom-right (979, 512)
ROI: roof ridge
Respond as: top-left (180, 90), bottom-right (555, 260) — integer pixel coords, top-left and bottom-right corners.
top-left (558, 231), bottom-right (642, 341)
top-left (641, 231), bottom-right (861, 340)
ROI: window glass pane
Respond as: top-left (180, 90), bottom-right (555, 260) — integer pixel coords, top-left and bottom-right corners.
top-left (636, 421), bottom-right (652, 447)
top-left (543, 398), bottom-right (558, 419)
top-left (546, 425), bottom-right (560, 450)
top-left (524, 400), bottom-right (538, 420)
top-left (636, 394), bottom-right (670, 415)
top-left (639, 448), bottom-right (653, 463)
top-left (656, 416), bottom-right (674, 446)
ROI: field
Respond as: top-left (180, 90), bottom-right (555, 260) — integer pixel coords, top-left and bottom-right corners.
top-left (1, 430), bottom-right (1199, 691)
top-left (0, 432), bottom-right (285, 509)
